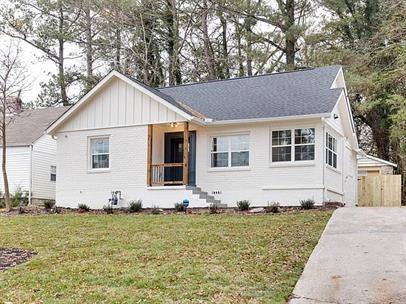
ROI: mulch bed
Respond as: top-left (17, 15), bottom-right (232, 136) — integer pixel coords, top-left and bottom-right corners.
top-left (0, 248), bottom-right (37, 271)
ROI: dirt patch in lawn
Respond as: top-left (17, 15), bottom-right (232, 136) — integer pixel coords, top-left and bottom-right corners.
top-left (0, 248), bottom-right (37, 271)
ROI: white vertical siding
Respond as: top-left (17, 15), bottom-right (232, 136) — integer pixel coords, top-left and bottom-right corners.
top-left (0, 146), bottom-right (30, 194)
top-left (59, 78), bottom-right (185, 132)
top-left (31, 135), bottom-right (57, 200)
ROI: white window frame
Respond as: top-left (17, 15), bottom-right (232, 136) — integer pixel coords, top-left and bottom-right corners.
top-left (326, 132), bottom-right (338, 169)
top-left (50, 165), bottom-right (56, 182)
top-left (88, 136), bottom-right (110, 172)
top-left (270, 127), bottom-right (316, 165)
top-left (209, 133), bottom-right (250, 170)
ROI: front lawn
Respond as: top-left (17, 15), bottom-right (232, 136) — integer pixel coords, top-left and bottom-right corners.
top-left (0, 211), bottom-right (331, 303)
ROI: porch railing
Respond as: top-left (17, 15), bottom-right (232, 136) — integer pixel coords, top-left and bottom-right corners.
top-left (151, 163), bottom-right (183, 185)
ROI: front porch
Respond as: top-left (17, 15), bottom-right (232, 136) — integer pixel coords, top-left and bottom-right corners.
top-left (146, 122), bottom-right (196, 187)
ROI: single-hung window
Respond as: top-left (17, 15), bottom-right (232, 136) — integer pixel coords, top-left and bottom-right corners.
top-left (90, 137), bottom-right (109, 169)
top-left (271, 130), bottom-right (292, 162)
top-left (271, 128), bottom-right (315, 162)
top-left (294, 128), bottom-right (315, 161)
top-left (50, 165), bottom-right (56, 182)
top-left (211, 134), bottom-right (249, 168)
top-left (326, 133), bottom-right (337, 168)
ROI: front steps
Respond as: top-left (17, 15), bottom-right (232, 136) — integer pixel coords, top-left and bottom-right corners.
top-left (186, 186), bottom-right (227, 207)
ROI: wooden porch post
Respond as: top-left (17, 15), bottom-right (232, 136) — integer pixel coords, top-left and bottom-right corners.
top-left (183, 121), bottom-right (189, 185)
top-left (147, 124), bottom-right (153, 186)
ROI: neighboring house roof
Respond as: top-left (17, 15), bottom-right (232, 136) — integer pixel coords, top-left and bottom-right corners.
top-left (158, 65), bottom-right (343, 121)
top-left (4, 107), bottom-right (70, 147)
top-left (357, 154), bottom-right (397, 168)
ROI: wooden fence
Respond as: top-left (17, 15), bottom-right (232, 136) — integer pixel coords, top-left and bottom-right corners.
top-left (358, 175), bottom-right (401, 207)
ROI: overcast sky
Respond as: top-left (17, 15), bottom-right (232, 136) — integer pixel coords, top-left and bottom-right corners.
top-left (1, 35), bottom-right (55, 105)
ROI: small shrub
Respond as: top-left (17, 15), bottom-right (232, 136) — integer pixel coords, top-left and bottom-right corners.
top-left (236, 200), bottom-right (250, 211)
top-left (11, 187), bottom-right (29, 207)
top-left (265, 202), bottom-right (280, 213)
top-left (103, 204), bottom-right (114, 214)
top-left (174, 202), bottom-right (185, 212)
top-left (209, 203), bottom-right (219, 214)
top-left (300, 198), bottom-right (315, 210)
top-left (78, 203), bottom-right (90, 212)
top-left (129, 200), bottom-right (142, 213)
top-left (151, 205), bottom-right (161, 214)
top-left (44, 200), bottom-right (56, 210)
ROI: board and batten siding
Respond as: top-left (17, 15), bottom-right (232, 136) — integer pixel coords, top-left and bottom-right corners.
top-left (0, 146), bottom-right (31, 194)
top-left (31, 135), bottom-right (57, 200)
top-left (59, 78), bottom-right (185, 133)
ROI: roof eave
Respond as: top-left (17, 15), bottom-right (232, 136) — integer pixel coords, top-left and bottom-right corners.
top-left (204, 113), bottom-right (331, 126)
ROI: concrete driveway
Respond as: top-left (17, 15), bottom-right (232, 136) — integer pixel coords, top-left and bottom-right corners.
top-left (289, 207), bottom-right (406, 304)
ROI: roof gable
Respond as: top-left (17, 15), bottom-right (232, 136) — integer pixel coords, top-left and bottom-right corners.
top-left (47, 71), bottom-right (194, 134)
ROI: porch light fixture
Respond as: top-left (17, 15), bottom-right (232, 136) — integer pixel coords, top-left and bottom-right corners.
top-left (170, 122), bottom-right (179, 128)
top-left (333, 114), bottom-right (339, 119)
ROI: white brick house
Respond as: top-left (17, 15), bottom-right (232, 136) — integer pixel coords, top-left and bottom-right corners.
top-left (47, 66), bottom-right (359, 209)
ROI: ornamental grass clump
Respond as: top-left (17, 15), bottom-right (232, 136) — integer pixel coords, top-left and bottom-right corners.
top-left (265, 202), bottom-right (280, 213)
top-left (300, 199), bottom-right (315, 210)
top-left (44, 200), bottom-right (56, 210)
top-left (78, 203), bottom-right (90, 212)
top-left (236, 200), bottom-right (250, 211)
top-left (129, 200), bottom-right (142, 213)
top-left (174, 202), bottom-right (185, 212)
top-left (103, 204), bottom-right (114, 214)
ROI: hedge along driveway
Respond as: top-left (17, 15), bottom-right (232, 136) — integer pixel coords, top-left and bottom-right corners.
top-left (0, 211), bottom-right (331, 303)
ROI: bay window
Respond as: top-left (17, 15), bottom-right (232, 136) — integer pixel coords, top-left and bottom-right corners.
top-left (211, 134), bottom-right (249, 168)
top-left (271, 128), bottom-right (315, 162)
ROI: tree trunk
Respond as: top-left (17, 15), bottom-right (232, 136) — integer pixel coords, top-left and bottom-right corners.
top-left (218, 8), bottom-right (229, 79)
top-left (236, 24), bottom-right (244, 77)
top-left (201, 0), bottom-right (216, 80)
top-left (245, 1), bottom-right (253, 76)
top-left (58, 2), bottom-right (69, 106)
top-left (285, 0), bottom-right (296, 70)
top-left (371, 126), bottom-right (390, 160)
top-left (115, 28), bottom-right (121, 71)
top-left (165, 0), bottom-right (181, 85)
top-left (84, 4), bottom-right (93, 91)
top-left (2, 111), bottom-right (11, 212)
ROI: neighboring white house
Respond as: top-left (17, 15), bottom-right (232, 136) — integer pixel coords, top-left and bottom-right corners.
top-left (47, 66), bottom-right (359, 209)
top-left (0, 107), bottom-right (69, 204)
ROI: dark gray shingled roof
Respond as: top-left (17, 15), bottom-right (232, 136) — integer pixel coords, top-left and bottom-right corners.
top-left (5, 107), bottom-right (70, 147)
top-left (157, 65), bottom-right (343, 121)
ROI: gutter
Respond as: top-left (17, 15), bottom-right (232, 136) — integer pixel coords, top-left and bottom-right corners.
top-left (204, 113), bottom-right (331, 126)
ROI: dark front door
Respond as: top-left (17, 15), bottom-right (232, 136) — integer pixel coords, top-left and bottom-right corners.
top-left (164, 131), bottom-right (196, 186)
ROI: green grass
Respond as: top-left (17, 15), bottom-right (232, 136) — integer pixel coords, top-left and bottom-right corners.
top-left (0, 211), bottom-right (331, 303)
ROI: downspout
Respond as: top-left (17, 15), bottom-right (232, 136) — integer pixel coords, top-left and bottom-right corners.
top-left (28, 144), bottom-right (33, 205)
top-left (321, 118), bottom-right (326, 203)
top-left (341, 138), bottom-right (345, 202)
